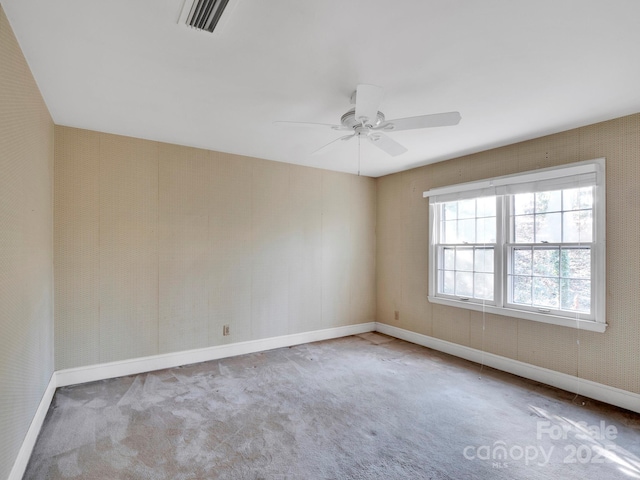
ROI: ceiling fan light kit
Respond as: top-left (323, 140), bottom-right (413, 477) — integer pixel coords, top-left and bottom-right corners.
top-left (276, 84), bottom-right (461, 159)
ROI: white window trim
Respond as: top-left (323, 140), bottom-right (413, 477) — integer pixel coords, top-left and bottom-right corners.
top-left (425, 159), bottom-right (607, 333)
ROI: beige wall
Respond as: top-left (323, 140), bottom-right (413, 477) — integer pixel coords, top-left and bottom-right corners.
top-left (54, 127), bottom-right (376, 369)
top-left (377, 114), bottom-right (640, 394)
top-left (0, 5), bottom-right (55, 479)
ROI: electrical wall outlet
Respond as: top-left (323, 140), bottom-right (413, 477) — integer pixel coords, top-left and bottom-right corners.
top-left (394, 310), bottom-right (400, 321)
top-left (223, 324), bottom-right (230, 336)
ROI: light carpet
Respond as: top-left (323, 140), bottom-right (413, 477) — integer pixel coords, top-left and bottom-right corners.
top-left (24, 334), bottom-right (640, 479)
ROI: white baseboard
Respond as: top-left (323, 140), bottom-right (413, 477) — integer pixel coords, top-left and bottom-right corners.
top-left (56, 322), bottom-right (376, 387)
top-left (375, 322), bottom-right (640, 414)
top-left (8, 372), bottom-right (57, 480)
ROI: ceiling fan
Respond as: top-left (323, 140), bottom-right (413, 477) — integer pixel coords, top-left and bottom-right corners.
top-left (275, 84), bottom-right (461, 157)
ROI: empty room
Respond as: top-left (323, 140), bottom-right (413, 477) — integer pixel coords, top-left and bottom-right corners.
top-left (1, 0), bottom-right (640, 478)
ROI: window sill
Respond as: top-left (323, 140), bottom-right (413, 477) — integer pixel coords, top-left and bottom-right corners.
top-left (427, 296), bottom-right (607, 333)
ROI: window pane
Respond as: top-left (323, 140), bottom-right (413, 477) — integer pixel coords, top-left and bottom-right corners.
top-left (514, 215), bottom-right (534, 243)
top-left (456, 248), bottom-right (473, 271)
top-left (477, 217), bottom-right (496, 243)
top-left (443, 202), bottom-right (457, 221)
top-left (563, 187), bottom-right (593, 211)
top-left (443, 271), bottom-right (455, 294)
top-left (536, 190), bottom-right (562, 213)
top-left (535, 212), bottom-right (562, 243)
top-left (477, 197), bottom-right (496, 217)
top-left (474, 273), bottom-right (494, 300)
top-left (563, 211), bottom-right (593, 243)
top-left (532, 248), bottom-right (559, 277)
top-left (458, 219), bottom-right (475, 243)
top-left (532, 277), bottom-right (559, 308)
top-left (443, 248), bottom-right (455, 270)
top-left (444, 220), bottom-right (457, 243)
top-left (455, 272), bottom-right (473, 297)
top-left (475, 248), bottom-right (494, 273)
top-left (560, 279), bottom-right (591, 312)
top-left (458, 199), bottom-right (476, 219)
top-left (560, 248), bottom-right (590, 279)
top-left (512, 275), bottom-right (532, 305)
top-left (513, 248), bottom-right (532, 275)
top-left (514, 193), bottom-right (534, 215)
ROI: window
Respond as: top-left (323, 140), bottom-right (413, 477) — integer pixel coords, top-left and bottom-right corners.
top-left (425, 159), bottom-right (606, 332)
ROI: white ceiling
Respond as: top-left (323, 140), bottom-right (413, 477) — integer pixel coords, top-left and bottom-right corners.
top-left (4, 0), bottom-right (640, 177)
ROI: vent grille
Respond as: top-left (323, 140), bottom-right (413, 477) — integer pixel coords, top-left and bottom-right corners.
top-left (186, 0), bottom-right (230, 33)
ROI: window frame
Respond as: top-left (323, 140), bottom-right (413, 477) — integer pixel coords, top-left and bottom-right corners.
top-left (426, 159), bottom-right (606, 333)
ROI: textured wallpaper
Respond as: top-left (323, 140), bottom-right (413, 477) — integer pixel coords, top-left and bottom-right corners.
top-left (377, 113), bottom-right (640, 395)
top-left (0, 5), bottom-right (55, 478)
top-left (54, 127), bottom-right (376, 370)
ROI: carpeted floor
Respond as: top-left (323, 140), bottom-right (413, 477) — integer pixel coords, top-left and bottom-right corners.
top-left (24, 334), bottom-right (640, 479)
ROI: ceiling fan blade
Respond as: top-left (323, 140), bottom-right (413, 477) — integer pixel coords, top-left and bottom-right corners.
top-left (379, 111), bottom-right (461, 132)
top-left (366, 133), bottom-right (408, 157)
top-left (311, 134), bottom-right (354, 156)
top-left (354, 84), bottom-right (383, 125)
top-left (274, 121), bottom-right (347, 131)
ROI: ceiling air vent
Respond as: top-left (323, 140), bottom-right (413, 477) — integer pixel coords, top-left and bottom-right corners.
top-left (184, 0), bottom-right (231, 33)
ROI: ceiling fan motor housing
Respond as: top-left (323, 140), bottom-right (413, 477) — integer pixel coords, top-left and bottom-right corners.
top-left (339, 108), bottom-right (386, 130)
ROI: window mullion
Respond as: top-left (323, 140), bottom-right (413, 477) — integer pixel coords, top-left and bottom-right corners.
top-left (495, 195), bottom-right (505, 308)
